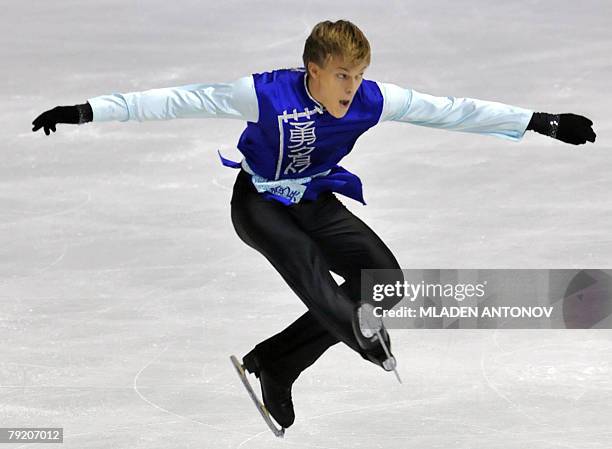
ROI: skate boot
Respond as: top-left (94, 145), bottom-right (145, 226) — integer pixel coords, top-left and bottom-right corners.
top-left (242, 351), bottom-right (295, 428)
top-left (352, 302), bottom-right (402, 383)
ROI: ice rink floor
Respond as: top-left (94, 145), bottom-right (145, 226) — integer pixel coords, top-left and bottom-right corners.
top-left (2, 1), bottom-right (612, 448)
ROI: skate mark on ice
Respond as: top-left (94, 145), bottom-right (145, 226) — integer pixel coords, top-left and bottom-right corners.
top-left (302, 394), bottom-right (442, 425)
top-left (479, 330), bottom-right (544, 426)
top-left (0, 246), bottom-right (67, 288)
top-left (36, 247), bottom-right (67, 274)
top-left (422, 416), bottom-right (578, 449)
top-left (236, 428), bottom-right (341, 449)
top-left (479, 330), bottom-right (592, 448)
top-left (236, 429), bottom-right (269, 448)
top-left (133, 343), bottom-right (248, 436)
top-left (0, 191), bottom-right (92, 226)
top-left (211, 177), bottom-right (230, 191)
top-left (262, 20), bottom-right (311, 50)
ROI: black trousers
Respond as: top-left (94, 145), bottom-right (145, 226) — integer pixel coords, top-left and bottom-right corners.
top-left (230, 168), bottom-right (402, 386)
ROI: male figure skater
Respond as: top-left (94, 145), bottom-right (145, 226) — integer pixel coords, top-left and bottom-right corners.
top-left (32, 20), bottom-right (596, 431)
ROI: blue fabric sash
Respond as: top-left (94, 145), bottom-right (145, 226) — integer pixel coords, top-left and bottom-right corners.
top-left (218, 150), bottom-right (366, 206)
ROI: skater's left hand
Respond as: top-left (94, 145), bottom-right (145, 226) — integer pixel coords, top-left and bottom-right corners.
top-left (527, 112), bottom-right (596, 145)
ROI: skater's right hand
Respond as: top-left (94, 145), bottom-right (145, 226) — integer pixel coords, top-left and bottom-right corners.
top-left (32, 103), bottom-right (93, 136)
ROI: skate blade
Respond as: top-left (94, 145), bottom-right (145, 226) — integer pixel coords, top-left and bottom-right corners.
top-left (374, 330), bottom-right (402, 384)
top-left (230, 355), bottom-right (286, 438)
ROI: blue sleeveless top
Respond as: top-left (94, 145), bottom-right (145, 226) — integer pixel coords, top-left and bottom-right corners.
top-left (218, 67), bottom-right (383, 205)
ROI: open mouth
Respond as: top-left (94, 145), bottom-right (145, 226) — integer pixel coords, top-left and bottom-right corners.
top-left (339, 99), bottom-right (350, 108)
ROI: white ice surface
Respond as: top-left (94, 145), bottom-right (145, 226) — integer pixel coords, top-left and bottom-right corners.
top-left (2, 1), bottom-right (611, 448)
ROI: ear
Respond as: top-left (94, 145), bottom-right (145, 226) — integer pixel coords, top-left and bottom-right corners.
top-left (307, 61), bottom-right (320, 79)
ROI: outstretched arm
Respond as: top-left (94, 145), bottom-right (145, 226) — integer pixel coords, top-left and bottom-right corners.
top-left (376, 82), bottom-right (596, 145)
top-left (32, 75), bottom-right (258, 135)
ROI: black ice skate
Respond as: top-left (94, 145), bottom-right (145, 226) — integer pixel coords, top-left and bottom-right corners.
top-left (352, 302), bottom-right (402, 384)
top-left (230, 353), bottom-right (294, 437)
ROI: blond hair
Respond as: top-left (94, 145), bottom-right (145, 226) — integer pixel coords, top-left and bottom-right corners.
top-left (302, 20), bottom-right (371, 73)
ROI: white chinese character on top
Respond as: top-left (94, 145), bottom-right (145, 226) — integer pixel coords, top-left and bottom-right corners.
top-left (288, 121), bottom-right (316, 148)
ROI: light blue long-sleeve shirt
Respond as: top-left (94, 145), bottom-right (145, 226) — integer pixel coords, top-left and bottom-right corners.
top-left (87, 74), bottom-right (533, 142)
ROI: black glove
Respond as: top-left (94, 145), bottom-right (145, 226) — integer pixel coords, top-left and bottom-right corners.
top-left (527, 112), bottom-right (596, 145)
top-left (32, 103), bottom-right (93, 136)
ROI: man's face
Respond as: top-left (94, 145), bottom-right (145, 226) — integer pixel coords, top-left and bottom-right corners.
top-left (308, 54), bottom-right (369, 119)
